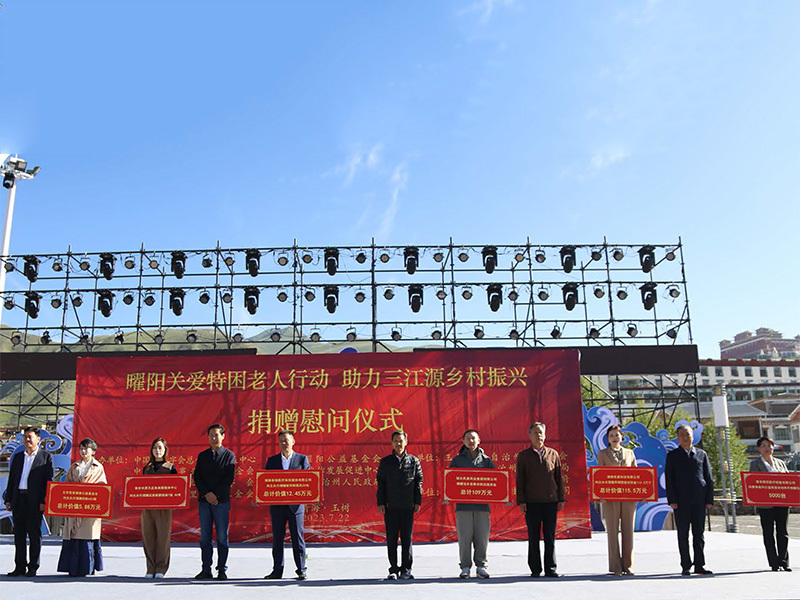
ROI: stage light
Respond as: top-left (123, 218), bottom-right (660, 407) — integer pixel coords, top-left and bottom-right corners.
top-left (431, 328), bottom-right (442, 340)
top-left (10, 330), bottom-right (22, 345)
top-left (612, 248), bottom-right (624, 261)
top-left (668, 285), bottom-right (681, 298)
top-left (246, 249), bottom-right (261, 277)
top-left (404, 246), bottom-right (419, 274)
top-left (305, 288), bottom-right (316, 302)
top-left (509, 328), bottom-right (520, 340)
top-left (551, 325), bottom-right (561, 339)
top-left (508, 288), bottom-right (519, 302)
top-left (346, 328), bottom-right (357, 342)
top-left (383, 287), bottom-right (394, 300)
top-left (276, 252), bottom-right (289, 267)
top-left (487, 284), bottom-right (503, 312)
top-left (461, 286), bottom-right (473, 300)
top-left (171, 251), bottom-right (186, 279)
top-left (3, 296), bottom-right (13, 310)
top-left (593, 286), bottom-right (605, 299)
top-left (436, 287), bottom-right (447, 300)
top-left (408, 284), bottom-right (423, 313)
top-left (3, 259), bottom-right (15, 272)
top-left (310, 330), bottom-right (321, 343)
top-left (324, 285), bottom-right (339, 314)
top-left (79, 332), bottom-right (90, 345)
top-left (199, 290), bottom-right (211, 304)
top-left (186, 330), bottom-right (198, 344)
top-left (271, 330), bottom-right (281, 342)
top-left (51, 295), bottom-right (62, 309)
top-left (627, 323), bottom-right (638, 337)
top-left (169, 288), bottom-right (185, 316)
top-left (514, 249), bottom-right (526, 263)
top-left (52, 258), bottom-right (64, 272)
top-left (666, 326), bottom-right (678, 339)
top-left (457, 250), bottom-right (469, 262)
top-left (588, 327), bottom-right (600, 339)
top-left (560, 245), bottom-right (576, 273)
top-left (148, 257), bottom-right (159, 270)
top-left (99, 253), bottom-right (115, 280)
top-left (640, 282), bottom-right (657, 311)
top-left (2, 173), bottom-right (14, 189)
top-left (23, 255), bottom-right (39, 282)
top-left (301, 250), bottom-right (313, 264)
top-left (481, 246), bottom-right (498, 274)
top-left (79, 255), bottom-right (91, 271)
top-left (277, 288), bottom-right (288, 303)
top-left (591, 248), bottom-right (603, 261)
top-left (324, 247), bottom-right (339, 275)
top-left (24, 292), bottom-right (41, 318)
top-left (638, 245), bottom-right (655, 273)
top-left (562, 283), bottom-right (579, 311)
top-left (115, 330), bottom-right (125, 345)
top-left (41, 330), bottom-right (51, 345)
top-left (391, 328), bottom-right (402, 341)
top-left (202, 254), bottom-right (213, 268)
top-left (232, 331), bottom-right (243, 343)
top-left (124, 255), bottom-right (136, 269)
top-left (379, 250), bottom-right (391, 263)
top-left (122, 292), bottom-right (134, 305)
top-left (72, 292), bottom-right (84, 307)
top-left (223, 253), bottom-right (235, 267)
top-left (665, 248), bottom-right (677, 261)
top-left (616, 287), bottom-right (628, 300)
top-left (534, 248), bottom-right (546, 263)
top-left (433, 250), bottom-right (445, 263)
top-left (154, 331), bottom-right (164, 345)
top-left (221, 289), bottom-right (233, 304)
top-left (355, 251), bottom-right (367, 264)
top-left (97, 290), bottom-right (114, 318)
top-left (537, 287), bottom-right (549, 301)
top-left (143, 293), bottom-right (155, 307)
top-left (473, 325), bottom-right (484, 339)
top-left (354, 289), bottom-right (366, 303)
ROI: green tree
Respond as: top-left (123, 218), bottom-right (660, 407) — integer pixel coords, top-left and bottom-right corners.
top-left (701, 420), bottom-right (749, 495)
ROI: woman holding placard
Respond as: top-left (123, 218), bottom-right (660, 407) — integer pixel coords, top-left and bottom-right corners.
top-left (141, 437), bottom-right (178, 578)
top-left (750, 436), bottom-right (791, 572)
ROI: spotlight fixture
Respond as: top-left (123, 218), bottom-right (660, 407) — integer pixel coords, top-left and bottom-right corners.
top-left (232, 331), bottom-right (243, 344)
top-left (51, 295), bottom-right (63, 309)
top-left (481, 246), bottom-right (498, 274)
top-left (354, 289), bottom-right (366, 303)
top-left (277, 288), bottom-right (288, 303)
top-left (304, 288), bottom-right (316, 302)
top-left (3, 296), bottom-right (13, 310)
top-left (276, 252), bottom-right (289, 267)
top-left (431, 328), bottom-right (443, 340)
top-left (148, 257), bottom-right (159, 270)
top-left (391, 328), bottom-right (402, 341)
top-left (616, 287), bottom-right (628, 300)
top-left (383, 287), bottom-right (394, 300)
top-left (97, 290), bottom-right (114, 318)
top-left (588, 327), bottom-right (600, 339)
top-left (562, 283), bottom-right (579, 311)
top-left (593, 285), bottom-right (605, 299)
top-left (514, 248), bottom-right (526, 263)
top-left (433, 250), bottom-right (445, 263)
top-left (638, 245), bottom-right (656, 273)
top-left (270, 330), bottom-right (281, 342)
top-left (550, 325), bottom-right (562, 339)
top-left (461, 286), bottom-right (473, 300)
top-left (10, 331), bottom-right (22, 346)
top-left (41, 330), bottom-right (51, 345)
top-left (23, 255), bottom-right (40, 282)
top-left (310, 330), bottom-right (321, 343)
top-left (473, 325), bottom-right (485, 339)
top-left (508, 288), bottom-right (519, 302)
top-left (666, 326), bottom-right (678, 339)
top-left (640, 282), bottom-right (657, 311)
top-left (72, 292), bottom-right (84, 307)
top-left (668, 285), bottom-right (681, 298)
top-left (612, 247), bottom-right (624, 261)
top-left (79, 332), bottom-right (90, 345)
top-left (509, 328), bottom-right (520, 340)
top-left (559, 245), bottom-right (576, 274)
top-left (99, 253), bottom-right (115, 280)
top-left (345, 327), bottom-right (357, 342)
top-left (52, 258), bottom-right (64, 272)
top-left (186, 330), bottom-right (198, 344)
top-left (355, 250), bottom-right (367, 264)
top-left (114, 330), bottom-right (125, 345)
top-left (534, 248), bottom-right (546, 263)
top-left (171, 251), bottom-right (186, 279)
top-left (221, 289), bottom-right (233, 304)
top-left (627, 323), bottom-right (638, 337)
top-left (122, 292), bottom-right (134, 305)
top-left (143, 292), bottom-right (155, 306)
top-left (404, 246), bottom-right (419, 275)
top-left (124, 255), bottom-right (136, 269)
top-left (408, 284), bottom-right (423, 313)
top-left (436, 287), bottom-right (447, 300)
top-left (3, 259), bottom-right (15, 272)
top-left (223, 253), bottom-right (235, 267)
top-left (487, 284), bottom-right (503, 312)
top-left (324, 247), bottom-right (339, 275)
top-left (537, 287), bottom-right (549, 301)
top-left (324, 285), bottom-right (339, 314)
top-left (199, 289), bottom-right (211, 304)
top-left (246, 249), bottom-right (261, 277)
top-left (153, 331), bottom-right (164, 345)
top-left (590, 248), bottom-right (603, 261)
top-left (2, 173), bottom-right (15, 190)
top-left (301, 250), bottom-right (313, 264)
top-left (665, 248), bottom-right (677, 261)
top-left (378, 250), bottom-right (391, 263)
top-left (169, 288), bottom-right (185, 316)
top-left (24, 292), bottom-right (41, 319)
top-left (457, 249), bottom-right (469, 263)
top-left (202, 254), bottom-right (214, 268)
top-left (79, 255), bottom-right (91, 271)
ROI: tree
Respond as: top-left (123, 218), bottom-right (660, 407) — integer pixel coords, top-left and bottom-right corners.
top-left (701, 420), bottom-right (749, 496)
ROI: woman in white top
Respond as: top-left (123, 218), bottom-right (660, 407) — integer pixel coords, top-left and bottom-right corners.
top-left (749, 436), bottom-right (791, 572)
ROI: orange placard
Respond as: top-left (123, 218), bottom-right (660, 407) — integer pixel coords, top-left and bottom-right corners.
top-left (45, 482), bottom-right (112, 518)
top-left (741, 472), bottom-right (800, 507)
top-left (122, 475), bottom-right (190, 509)
top-left (442, 469), bottom-right (511, 503)
top-left (589, 466), bottom-right (657, 502)
top-left (254, 470), bottom-right (322, 504)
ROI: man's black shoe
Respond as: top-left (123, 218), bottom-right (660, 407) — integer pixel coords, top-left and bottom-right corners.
top-left (265, 571), bottom-right (282, 580)
top-left (7, 569), bottom-right (26, 577)
top-left (544, 571), bottom-right (560, 578)
top-left (296, 572), bottom-right (307, 580)
top-left (217, 570), bottom-right (228, 581)
top-left (194, 571), bottom-right (213, 580)
top-left (530, 572), bottom-right (541, 578)
top-left (694, 568), bottom-right (713, 575)
top-left (681, 570), bottom-right (691, 576)
top-left (24, 569), bottom-right (37, 577)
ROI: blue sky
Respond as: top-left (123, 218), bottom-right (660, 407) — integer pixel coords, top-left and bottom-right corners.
top-left (1, 0), bottom-right (798, 358)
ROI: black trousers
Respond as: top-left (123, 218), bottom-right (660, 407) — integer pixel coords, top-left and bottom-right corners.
top-left (674, 503), bottom-right (706, 570)
top-left (269, 505), bottom-right (306, 575)
top-left (384, 508), bottom-right (414, 574)
top-left (759, 507), bottom-right (790, 568)
top-left (524, 502), bottom-right (558, 575)
top-left (12, 499), bottom-right (44, 572)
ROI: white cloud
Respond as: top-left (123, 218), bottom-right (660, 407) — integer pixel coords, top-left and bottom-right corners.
top-left (323, 143), bottom-right (383, 186)
top-left (589, 150), bottom-right (629, 174)
top-left (459, 0), bottom-right (516, 24)
top-left (376, 163), bottom-right (408, 243)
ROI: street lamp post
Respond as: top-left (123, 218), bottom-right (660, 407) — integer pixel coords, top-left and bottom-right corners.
top-left (0, 154), bottom-right (41, 327)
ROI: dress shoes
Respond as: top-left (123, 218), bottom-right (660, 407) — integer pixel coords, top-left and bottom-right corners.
top-left (194, 571), bottom-right (213, 580)
top-left (694, 567), bottom-right (713, 575)
top-left (7, 569), bottom-right (26, 577)
top-left (681, 570), bottom-right (691, 576)
top-left (264, 571), bottom-right (282, 580)
top-left (544, 571), bottom-right (561, 578)
top-left (24, 569), bottom-right (37, 577)
top-left (217, 570), bottom-right (228, 581)
top-left (296, 572), bottom-right (307, 580)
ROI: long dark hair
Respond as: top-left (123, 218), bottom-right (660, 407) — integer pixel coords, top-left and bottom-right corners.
top-left (146, 437), bottom-right (169, 467)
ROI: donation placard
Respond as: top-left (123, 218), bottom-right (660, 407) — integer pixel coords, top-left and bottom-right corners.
top-left (254, 470), bottom-right (322, 504)
top-left (45, 482), bottom-right (113, 518)
top-left (122, 475), bottom-right (190, 509)
top-left (741, 472), bottom-right (800, 507)
top-left (589, 466), bottom-right (657, 502)
top-left (442, 469), bottom-right (511, 504)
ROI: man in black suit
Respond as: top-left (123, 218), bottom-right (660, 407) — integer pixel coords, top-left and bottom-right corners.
top-left (264, 431), bottom-right (310, 581)
top-left (3, 427), bottom-right (54, 577)
top-left (665, 423), bottom-right (715, 576)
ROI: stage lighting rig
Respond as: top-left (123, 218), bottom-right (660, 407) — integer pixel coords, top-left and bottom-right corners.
top-left (404, 247), bottom-right (419, 274)
top-left (24, 292), bottom-right (40, 318)
top-left (640, 282), bottom-right (657, 311)
top-left (41, 330), bottom-right (51, 345)
top-left (487, 284), bottom-right (503, 312)
top-left (346, 327), bottom-right (357, 342)
top-left (244, 287), bottom-right (259, 315)
top-left (23, 255), bottom-right (39, 282)
top-left (562, 283), bottom-right (579, 311)
top-left (169, 289), bottom-right (185, 316)
top-left (324, 285), bottom-right (339, 314)
top-left (560, 245), bottom-right (576, 274)
top-left (324, 248), bottom-right (339, 275)
top-left (171, 251), bottom-right (187, 279)
top-left (473, 325), bottom-right (484, 339)
top-left (408, 284), bottom-right (423, 313)
top-left (638, 245), bottom-right (655, 273)
top-left (481, 246), bottom-right (497, 274)
top-left (246, 249), bottom-right (261, 277)
top-left (97, 290), bottom-right (114, 317)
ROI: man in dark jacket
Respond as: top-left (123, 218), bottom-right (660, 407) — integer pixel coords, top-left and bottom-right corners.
top-left (3, 427), bottom-right (54, 577)
top-left (665, 423), bottom-right (714, 576)
top-left (376, 429), bottom-right (423, 580)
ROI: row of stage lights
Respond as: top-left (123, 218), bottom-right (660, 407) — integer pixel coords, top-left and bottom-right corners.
top-left (4, 278), bottom-right (683, 320)
top-left (3, 244), bottom-right (679, 283)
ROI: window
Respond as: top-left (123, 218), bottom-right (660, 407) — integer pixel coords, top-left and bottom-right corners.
top-left (774, 367), bottom-right (782, 377)
top-left (774, 426), bottom-right (791, 442)
top-left (731, 367), bottom-right (739, 377)
top-left (793, 427), bottom-right (800, 444)
top-left (734, 391), bottom-right (751, 403)
top-left (701, 379), bottom-right (710, 386)
top-left (700, 366), bottom-right (709, 376)
top-left (715, 367), bottom-right (724, 377)
top-left (745, 367), bottom-right (753, 377)
top-left (789, 367), bottom-right (797, 378)
top-left (760, 367), bottom-right (768, 378)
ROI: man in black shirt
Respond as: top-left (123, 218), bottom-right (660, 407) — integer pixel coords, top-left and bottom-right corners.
top-left (193, 424), bottom-right (235, 580)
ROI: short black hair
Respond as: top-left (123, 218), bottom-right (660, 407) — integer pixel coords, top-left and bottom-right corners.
top-left (277, 430), bottom-right (294, 438)
top-left (756, 436), bottom-right (774, 449)
top-left (391, 430), bottom-right (407, 441)
top-left (207, 424), bottom-right (225, 435)
top-left (79, 438), bottom-right (98, 451)
top-left (23, 426), bottom-right (41, 437)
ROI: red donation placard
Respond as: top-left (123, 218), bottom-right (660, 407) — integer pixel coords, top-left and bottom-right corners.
top-left (122, 475), bottom-right (190, 509)
top-left (589, 466), bottom-right (657, 502)
top-left (443, 469), bottom-right (510, 503)
top-left (741, 472), bottom-right (800, 507)
top-left (45, 482), bottom-right (113, 518)
top-left (254, 470), bottom-right (323, 504)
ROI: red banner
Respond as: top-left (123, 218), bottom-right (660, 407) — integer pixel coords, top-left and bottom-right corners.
top-left (73, 349), bottom-right (586, 543)
top-left (122, 475), bottom-right (190, 509)
top-left (589, 467), bottom-right (657, 502)
top-left (741, 472), bottom-right (800, 507)
top-left (45, 482), bottom-right (113, 518)
top-left (254, 470), bottom-right (323, 504)
top-left (443, 469), bottom-right (510, 504)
